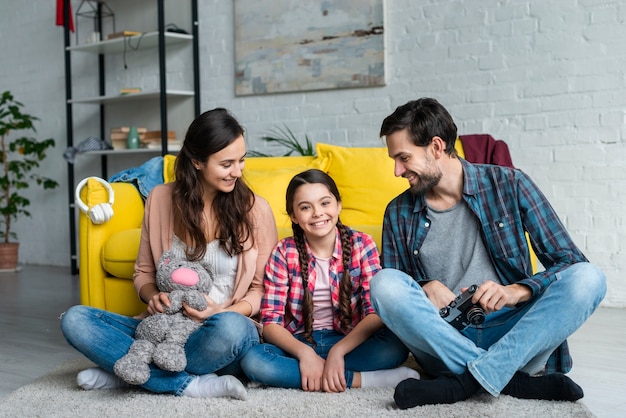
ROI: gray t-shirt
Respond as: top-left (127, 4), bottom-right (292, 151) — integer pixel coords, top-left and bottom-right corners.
top-left (420, 201), bottom-right (501, 295)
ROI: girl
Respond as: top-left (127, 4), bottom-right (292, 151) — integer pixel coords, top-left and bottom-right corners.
top-left (241, 169), bottom-right (419, 392)
top-left (61, 108), bottom-right (278, 399)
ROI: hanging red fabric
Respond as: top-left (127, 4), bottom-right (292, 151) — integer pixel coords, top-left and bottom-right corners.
top-left (56, 0), bottom-right (75, 32)
top-left (459, 134), bottom-right (515, 168)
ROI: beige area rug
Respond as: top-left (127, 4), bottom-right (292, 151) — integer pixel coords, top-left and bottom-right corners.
top-left (0, 358), bottom-right (594, 418)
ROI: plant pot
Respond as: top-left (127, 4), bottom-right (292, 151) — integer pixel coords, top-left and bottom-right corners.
top-left (0, 242), bottom-right (19, 271)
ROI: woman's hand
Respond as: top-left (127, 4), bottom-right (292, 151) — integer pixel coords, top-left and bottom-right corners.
top-left (182, 294), bottom-right (224, 323)
top-left (147, 292), bottom-right (170, 315)
top-left (298, 348), bottom-right (326, 392)
top-left (322, 348), bottom-right (347, 392)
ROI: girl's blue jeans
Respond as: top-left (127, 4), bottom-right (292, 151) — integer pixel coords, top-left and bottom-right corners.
top-left (240, 327), bottom-right (409, 389)
top-left (369, 262), bottom-right (606, 397)
top-left (60, 306), bottom-right (259, 395)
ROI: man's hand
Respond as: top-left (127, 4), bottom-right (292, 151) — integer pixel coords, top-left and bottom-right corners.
top-left (472, 282), bottom-right (532, 314)
top-left (422, 280), bottom-right (457, 309)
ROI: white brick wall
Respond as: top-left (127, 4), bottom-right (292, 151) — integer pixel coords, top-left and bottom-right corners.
top-left (1, 0), bottom-right (624, 306)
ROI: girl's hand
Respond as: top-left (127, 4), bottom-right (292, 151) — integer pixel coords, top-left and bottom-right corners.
top-left (298, 349), bottom-right (325, 392)
top-left (183, 294), bottom-right (224, 322)
top-left (322, 349), bottom-right (347, 392)
top-left (147, 292), bottom-right (170, 315)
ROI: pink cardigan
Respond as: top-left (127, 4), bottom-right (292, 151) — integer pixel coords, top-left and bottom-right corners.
top-left (133, 182), bottom-right (278, 316)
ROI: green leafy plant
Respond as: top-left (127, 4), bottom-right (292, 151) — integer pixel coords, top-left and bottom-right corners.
top-left (248, 124), bottom-right (315, 157)
top-left (0, 91), bottom-right (59, 243)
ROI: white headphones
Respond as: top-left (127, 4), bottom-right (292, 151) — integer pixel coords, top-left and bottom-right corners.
top-left (75, 177), bottom-right (115, 224)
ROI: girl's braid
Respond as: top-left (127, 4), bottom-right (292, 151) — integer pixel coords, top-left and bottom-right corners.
top-left (293, 225), bottom-right (316, 346)
top-left (337, 221), bottom-right (354, 332)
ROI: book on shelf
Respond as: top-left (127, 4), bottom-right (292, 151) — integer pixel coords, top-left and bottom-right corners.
top-left (108, 127), bottom-right (179, 151)
top-left (111, 140), bottom-right (181, 151)
top-left (110, 126), bottom-right (147, 134)
top-left (110, 132), bottom-right (146, 141)
top-left (142, 130), bottom-right (176, 140)
top-left (111, 139), bottom-right (127, 150)
top-left (119, 87), bottom-right (142, 95)
top-left (145, 141), bottom-right (182, 151)
top-left (107, 31), bottom-right (142, 40)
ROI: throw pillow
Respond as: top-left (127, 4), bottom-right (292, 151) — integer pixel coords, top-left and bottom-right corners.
top-left (315, 143), bottom-right (408, 227)
top-left (244, 156), bottom-right (320, 230)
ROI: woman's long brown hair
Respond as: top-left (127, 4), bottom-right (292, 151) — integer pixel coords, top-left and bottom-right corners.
top-left (172, 108), bottom-right (255, 261)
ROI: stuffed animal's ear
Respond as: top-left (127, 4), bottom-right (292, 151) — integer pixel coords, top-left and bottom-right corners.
top-left (158, 250), bottom-right (175, 267)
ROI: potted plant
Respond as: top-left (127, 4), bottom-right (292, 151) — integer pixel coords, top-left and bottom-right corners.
top-left (0, 91), bottom-right (59, 270)
top-left (248, 124), bottom-right (315, 157)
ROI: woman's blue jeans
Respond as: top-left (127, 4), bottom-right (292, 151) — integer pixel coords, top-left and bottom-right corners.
top-left (60, 306), bottom-right (259, 395)
top-left (369, 262), bottom-right (606, 397)
top-left (240, 327), bottom-right (409, 389)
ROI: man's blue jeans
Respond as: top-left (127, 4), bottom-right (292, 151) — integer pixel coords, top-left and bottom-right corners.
top-left (60, 306), bottom-right (259, 395)
top-left (240, 328), bottom-right (409, 389)
top-left (369, 262), bottom-right (606, 396)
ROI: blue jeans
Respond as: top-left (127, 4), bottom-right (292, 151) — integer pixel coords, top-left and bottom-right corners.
top-left (60, 306), bottom-right (259, 395)
top-left (369, 262), bottom-right (606, 396)
top-left (240, 328), bottom-right (409, 389)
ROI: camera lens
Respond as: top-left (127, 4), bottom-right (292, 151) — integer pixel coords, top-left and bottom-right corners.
top-left (467, 307), bottom-right (485, 325)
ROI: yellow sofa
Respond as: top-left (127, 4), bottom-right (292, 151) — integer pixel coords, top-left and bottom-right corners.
top-left (78, 142), bottom-right (417, 316)
top-left (78, 140), bottom-right (534, 316)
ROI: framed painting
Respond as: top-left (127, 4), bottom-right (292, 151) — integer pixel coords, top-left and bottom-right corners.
top-left (234, 0), bottom-right (385, 96)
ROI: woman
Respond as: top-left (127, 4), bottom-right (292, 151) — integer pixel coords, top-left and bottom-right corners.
top-left (61, 108), bottom-right (278, 399)
top-left (241, 169), bottom-right (418, 392)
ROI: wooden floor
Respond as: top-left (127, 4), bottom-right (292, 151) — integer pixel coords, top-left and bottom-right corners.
top-left (0, 265), bottom-right (624, 417)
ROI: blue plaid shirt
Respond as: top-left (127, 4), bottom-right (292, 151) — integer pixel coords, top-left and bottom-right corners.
top-left (381, 158), bottom-right (588, 373)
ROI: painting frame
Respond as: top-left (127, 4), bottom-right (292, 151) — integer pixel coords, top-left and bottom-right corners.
top-left (234, 0), bottom-right (385, 96)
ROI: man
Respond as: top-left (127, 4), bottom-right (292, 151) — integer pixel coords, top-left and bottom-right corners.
top-left (369, 98), bottom-right (606, 409)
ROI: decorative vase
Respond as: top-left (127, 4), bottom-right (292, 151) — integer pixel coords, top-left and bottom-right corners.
top-left (0, 242), bottom-right (19, 271)
top-left (126, 126), bottom-right (140, 149)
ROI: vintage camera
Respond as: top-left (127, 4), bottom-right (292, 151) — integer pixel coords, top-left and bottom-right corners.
top-left (439, 284), bottom-right (486, 330)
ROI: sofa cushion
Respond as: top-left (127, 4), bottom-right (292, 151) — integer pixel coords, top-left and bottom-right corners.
top-left (102, 228), bottom-right (141, 279)
top-left (245, 155), bottom-right (317, 171)
top-left (245, 166), bottom-right (298, 230)
top-left (315, 143), bottom-right (408, 228)
top-left (244, 156), bottom-right (320, 232)
top-left (164, 154), bottom-right (176, 182)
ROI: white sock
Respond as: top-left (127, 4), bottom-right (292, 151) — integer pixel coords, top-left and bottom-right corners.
top-left (183, 374), bottom-right (247, 400)
top-left (360, 366), bottom-right (421, 388)
top-left (77, 367), bottom-right (129, 390)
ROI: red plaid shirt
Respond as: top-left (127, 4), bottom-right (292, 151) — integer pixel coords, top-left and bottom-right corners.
top-left (261, 227), bottom-right (381, 335)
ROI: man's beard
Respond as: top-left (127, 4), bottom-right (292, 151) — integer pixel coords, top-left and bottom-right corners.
top-left (407, 170), bottom-right (442, 195)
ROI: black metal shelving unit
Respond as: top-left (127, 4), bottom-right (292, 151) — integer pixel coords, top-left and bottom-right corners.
top-left (62, 0), bottom-right (200, 275)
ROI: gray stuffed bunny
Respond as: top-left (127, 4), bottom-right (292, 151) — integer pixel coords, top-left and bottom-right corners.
top-left (113, 250), bottom-right (214, 385)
